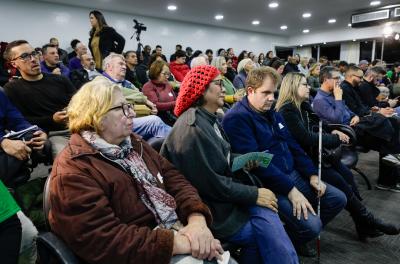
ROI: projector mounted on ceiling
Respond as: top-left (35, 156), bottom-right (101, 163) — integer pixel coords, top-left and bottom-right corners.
top-left (351, 6), bottom-right (400, 28)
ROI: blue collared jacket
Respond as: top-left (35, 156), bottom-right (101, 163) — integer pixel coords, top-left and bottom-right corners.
top-left (222, 96), bottom-right (317, 195)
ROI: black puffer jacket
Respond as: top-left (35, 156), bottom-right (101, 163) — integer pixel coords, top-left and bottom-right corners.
top-left (89, 27), bottom-right (125, 59)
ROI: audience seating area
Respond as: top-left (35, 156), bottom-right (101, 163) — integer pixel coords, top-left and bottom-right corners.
top-left (1, 14), bottom-right (400, 263)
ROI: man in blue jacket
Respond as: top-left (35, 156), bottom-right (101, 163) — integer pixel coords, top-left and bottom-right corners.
top-left (222, 67), bottom-right (346, 255)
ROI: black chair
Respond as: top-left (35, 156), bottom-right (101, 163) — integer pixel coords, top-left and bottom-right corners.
top-left (327, 124), bottom-right (372, 190)
top-left (37, 175), bottom-right (80, 264)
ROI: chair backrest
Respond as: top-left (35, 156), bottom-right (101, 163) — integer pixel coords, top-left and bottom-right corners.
top-left (43, 174), bottom-right (52, 230)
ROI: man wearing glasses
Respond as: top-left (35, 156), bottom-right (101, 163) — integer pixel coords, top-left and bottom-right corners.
top-left (3, 40), bottom-right (76, 158)
top-left (313, 66), bottom-right (400, 191)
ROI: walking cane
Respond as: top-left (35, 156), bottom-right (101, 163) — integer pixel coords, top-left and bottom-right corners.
top-left (316, 120), bottom-right (323, 263)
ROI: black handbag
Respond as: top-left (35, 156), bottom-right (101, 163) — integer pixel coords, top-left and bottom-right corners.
top-left (1, 125), bottom-right (49, 188)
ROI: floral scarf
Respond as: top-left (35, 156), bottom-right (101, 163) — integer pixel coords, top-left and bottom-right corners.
top-left (81, 131), bottom-right (178, 228)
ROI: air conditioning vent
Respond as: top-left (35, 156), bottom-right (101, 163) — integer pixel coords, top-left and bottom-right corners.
top-left (394, 7), bottom-right (400, 17)
top-left (352, 10), bottom-right (390, 23)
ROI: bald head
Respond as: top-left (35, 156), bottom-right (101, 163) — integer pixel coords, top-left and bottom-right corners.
top-left (81, 53), bottom-right (95, 70)
top-left (75, 42), bottom-right (88, 57)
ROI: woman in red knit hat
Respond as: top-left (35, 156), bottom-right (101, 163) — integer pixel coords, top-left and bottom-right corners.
top-left (161, 65), bottom-right (299, 264)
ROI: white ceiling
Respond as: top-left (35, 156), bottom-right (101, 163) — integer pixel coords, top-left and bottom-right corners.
top-left (37, 0), bottom-right (400, 36)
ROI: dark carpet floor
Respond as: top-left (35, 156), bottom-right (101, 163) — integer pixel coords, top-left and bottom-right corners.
top-left (302, 151), bottom-right (400, 264)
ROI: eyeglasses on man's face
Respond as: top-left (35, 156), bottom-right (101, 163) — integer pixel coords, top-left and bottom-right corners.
top-left (352, 74), bottom-right (363, 79)
top-left (107, 103), bottom-right (134, 117)
top-left (12, 50), bottom-right (40, 62)
top-left (161, 71), bottom-right (171, 76)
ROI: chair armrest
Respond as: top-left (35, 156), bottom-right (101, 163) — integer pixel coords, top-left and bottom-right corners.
top-left (326, 124), bottom-right (357, 145)
top-left (37, 232), bottom-right (79, 264)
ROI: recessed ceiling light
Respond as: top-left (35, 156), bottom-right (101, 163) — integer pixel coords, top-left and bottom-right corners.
top-left (300, 44), bottom-right (303, 47)
top-left (323, 42), bottom-right (327, 44)
top-left (370, 1), bottom-right (381, 6)
top-left (215, 14), bottom-right (224, 20)
top-left (167, 5), bottom-right (177, 11)
top-left (303, 29), bottom-right (310, 33)
top-left (353, 39), bottom-right (356, 41)
top-left (395, 33), bottom-right (400, 40)
top-left (328, 19), bottom-right (336, 24)
top-left (269, 2), bottom-right (279, 8)
top-left (348, 23), bottom-right (352, 27)
top-left (302, 13), bottom-right (311, 18)
top-left (252, 20), bottom-right (260, 25)
top-left (280, 25), bottom-right (288, 30)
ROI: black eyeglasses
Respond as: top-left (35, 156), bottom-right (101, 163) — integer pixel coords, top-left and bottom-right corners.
top-left (107, 103), bottom-right (134, 117)
top-left (352, 74), bottom-right (363, 79)
top-left (12, 51), bottom-right (40, 62)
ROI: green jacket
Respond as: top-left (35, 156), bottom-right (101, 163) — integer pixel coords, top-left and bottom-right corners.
top-left (96, 75), bottom-right (148, 104)
top-left (0, 180), bottom-right (20, 223)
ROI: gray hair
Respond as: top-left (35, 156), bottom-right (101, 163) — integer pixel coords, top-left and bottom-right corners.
top-left (365, 66), bottom-right (385, 77)
top-left (211, 56), bottom-right (226, 72)
top-left (102, 53), bottom-right (125, 71)
top-left (237, 58), bottom-right (253, 73)
top-left (190, 55), bottom-right (207, 68)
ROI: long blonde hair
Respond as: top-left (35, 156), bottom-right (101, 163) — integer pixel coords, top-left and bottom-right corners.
top-left (275, 72), bottom-right (306, 111)
top-left (308, 63), bottom-right (321, 77)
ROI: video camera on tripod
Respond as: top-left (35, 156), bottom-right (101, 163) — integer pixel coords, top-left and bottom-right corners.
top-left (131, 19), bottom-right (147, 63)
top-left (132, 19), bottom-right (146, 41)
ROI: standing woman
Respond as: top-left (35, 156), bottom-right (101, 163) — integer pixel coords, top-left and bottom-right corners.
top-left (89, 10), bottom-right (125, 71)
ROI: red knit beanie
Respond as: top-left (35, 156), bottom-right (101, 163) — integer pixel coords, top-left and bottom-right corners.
top-left (174, 65), bottom-right (220, 117)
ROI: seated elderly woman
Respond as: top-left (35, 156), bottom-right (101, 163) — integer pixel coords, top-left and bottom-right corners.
top-left (161, 65), bottom-right (299, 264)
top-left (233, 58), bottom-right (254, 89)
top-left (275, 72), bottom-right (399, 241)
top-left (211, 56), bottom-right (244, 105)
top-left (142, 60), bottom-right (177, 126)
top-left (48, 78), bottom-right (231, 264)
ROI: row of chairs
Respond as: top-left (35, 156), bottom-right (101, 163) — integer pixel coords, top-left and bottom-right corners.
top-left (36, 124), bottom-right (372, 263)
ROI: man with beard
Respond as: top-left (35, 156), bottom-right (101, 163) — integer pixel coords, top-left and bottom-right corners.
top-left (341, 66), bottom-right (375, 117)
top-left (69, 53), bottom-right (101, 89)
top-left (3, 40), bottom-right (75, 158)
top-left (314, 67), bottom-right (400, 191)
top-left (222, 67), bottom-right (346, 256)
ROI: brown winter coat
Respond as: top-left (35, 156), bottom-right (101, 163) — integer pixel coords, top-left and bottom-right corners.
top-left (49, 133), bottom-right (212, 264)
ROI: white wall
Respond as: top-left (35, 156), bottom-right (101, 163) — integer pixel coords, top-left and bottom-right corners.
top-left (288, 23), bottom-right (400, 46)
top-left (293, 47), bottom-right (312, 59)
top-left (0, 0), bottom-right (287, 57)
top-left (340, 41), bottom-right (360, 64)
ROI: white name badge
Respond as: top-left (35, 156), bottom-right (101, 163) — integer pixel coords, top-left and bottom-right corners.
top-left (278, 123), bottom-right (284, 129)
top-left (168, 92), bottom-right (173, 97)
